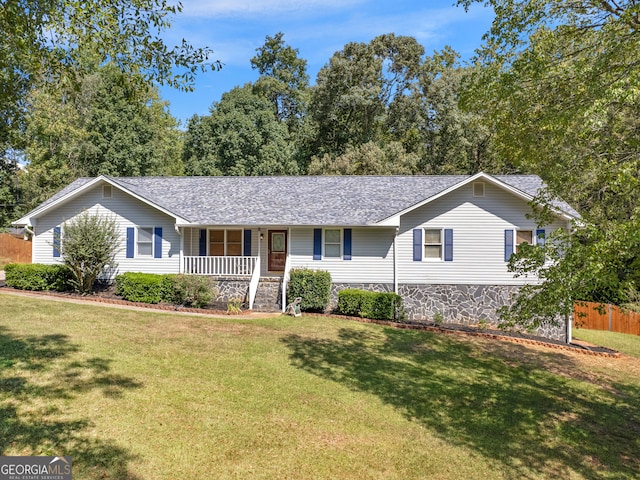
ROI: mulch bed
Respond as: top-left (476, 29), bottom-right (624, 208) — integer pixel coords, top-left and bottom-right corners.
top-left (0, 284), bottom-right (620, 357)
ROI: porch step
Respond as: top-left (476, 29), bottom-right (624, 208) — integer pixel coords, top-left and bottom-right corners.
top-left (252, 277), bottom-right (283, 312)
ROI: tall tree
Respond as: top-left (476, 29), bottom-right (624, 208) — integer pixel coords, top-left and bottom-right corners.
top-left (251, 32), bottom-right (309, 128)
top-left (183, 85), bottom-right (298, 176)
top-left (0, 0), bottom-right (216, 146)
top-left (418, 47), bottom-right (504, 174)
top-left (21, 64), bottom-right (183, 208)
top-left (458, 0), bottom-right (640, 318)
top-left (309, 34), bottom-right (424, 157)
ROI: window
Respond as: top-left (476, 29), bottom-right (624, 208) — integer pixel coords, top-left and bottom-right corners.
top-left (324, 229), bottom-right (341, 258)
top-left (516, 230), bottom-right (533, 253)
top-left (137, 227), bottom-right (153, 256)
top-left (209, 229), bottom-right (242, 256)
top-left (424, 229), bottom-right (442, 259)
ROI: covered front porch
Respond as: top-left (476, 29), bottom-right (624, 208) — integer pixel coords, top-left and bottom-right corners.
top-left (179, 227), bottom-right (291, 310)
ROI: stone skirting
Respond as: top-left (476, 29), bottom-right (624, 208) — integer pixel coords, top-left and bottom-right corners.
top-left (211, 276), bottom-right (250, 306)
top-left (331, 283), bottom-right (566, 342)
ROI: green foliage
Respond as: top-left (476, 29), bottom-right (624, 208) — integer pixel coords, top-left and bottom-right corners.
top-left (58, 211), bottom-right (120, 293)
top-left (0, 0), bottom-right (216, 151)
top-left (115, 273), bottom-right (215, 308)
top-left (4, 263), bottom-right (72, 291)
top-left (21, 64), bottom-right (184, 208)
top-left (183, 85), bottom-right (299, 176)
top-left (115, 272), bottom-right (174, 304)
top-left (170, 274), bottom-right (216, 309)
top-left (337, 288), bottom-right (405, 321)
top-left (287, 268), bottom-right (331, 313)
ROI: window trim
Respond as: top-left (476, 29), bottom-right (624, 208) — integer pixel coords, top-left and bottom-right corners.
top-left (137, 226), bottom-right (154, 257)
top-left (423, 228), bottom-right (444, 261)
top-left (515, 229), bottom-right (533, 253)
top-left (323, 228), bottom-right (342, 259)
top-left (207, 228), bottom-right (244, 256)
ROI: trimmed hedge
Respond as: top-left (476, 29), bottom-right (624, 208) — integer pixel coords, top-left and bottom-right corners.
top-left (115, 272), bottom-right (173, 304)
top-left (287, 268), bottom-right (331, 312)
top-left (4, 263), bottom-right (73, 291)
top-left (337, 288), bottom-right (405, 321)
top-left (114, 272), bottom-right (216, 308)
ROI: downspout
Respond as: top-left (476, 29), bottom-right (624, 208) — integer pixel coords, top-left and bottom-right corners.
top-left (393, 227), bottom-right (399, 294)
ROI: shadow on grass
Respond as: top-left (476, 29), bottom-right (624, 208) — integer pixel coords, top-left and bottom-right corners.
top-left (0, 326), bottom-right (143, 479)
top-left (282, 327), bottom-right (640, 479)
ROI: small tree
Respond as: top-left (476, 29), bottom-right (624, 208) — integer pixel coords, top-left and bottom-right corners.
top-left (56, 211), bottom-right (120, 293)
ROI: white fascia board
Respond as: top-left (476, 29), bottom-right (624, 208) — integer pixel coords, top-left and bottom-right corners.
top-left (374, 172), bottom-right (575, 225)
top-left (14, 175), bottom-right (188, 226)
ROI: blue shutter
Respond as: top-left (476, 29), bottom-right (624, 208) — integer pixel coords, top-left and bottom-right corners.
top-left (343, 228), bottom-right (352, 260)
top-left (536, 229), bottom-right (546, 246)
top-left (199, 229), bottom-right (207, 256)
top-left (444, 228), bottom-right (453, 262)
top-left (413, 229), bottom-right (422, 262)
top-left (53, 226), bottom-right (61, 258)
top-left (243, 229), bottom-right (252, 256)
top-left (313, 228), bottom-right (322, 260)
top-left (154, 227), bottom-right (162, 258)
top-left (504, 229), bottom-right (514, 261)
top-left (126, 227), bottom-right (134, 258)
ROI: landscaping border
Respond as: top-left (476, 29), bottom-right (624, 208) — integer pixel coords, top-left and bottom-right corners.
top-left (0, 285), bottom-right (620, 358)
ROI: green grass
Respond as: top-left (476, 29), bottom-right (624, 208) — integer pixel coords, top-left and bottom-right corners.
top-left (573, 327), bottom-right (640, 358)
top-left (1, 293), bottom-right (639, 479)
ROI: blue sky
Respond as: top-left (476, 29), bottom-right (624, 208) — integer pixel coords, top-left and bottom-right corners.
top-left (159, 0), bottom-right (495, 126)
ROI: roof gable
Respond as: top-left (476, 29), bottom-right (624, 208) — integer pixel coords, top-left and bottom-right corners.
top-left (13, 173), bottom-right (579, 227)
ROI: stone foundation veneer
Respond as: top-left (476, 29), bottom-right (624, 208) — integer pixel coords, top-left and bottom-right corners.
top-left (331, 283), bottom-right (566, 342)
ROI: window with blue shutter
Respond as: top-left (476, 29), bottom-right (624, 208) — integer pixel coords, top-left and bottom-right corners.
top-left (536, 229), bottom-right (546, 246)
top-left (313, 229), bottom-right (322, 260)
top-left (504, 229), bottom-right (514, 261)
top-left (243, 229), bottom-right (252, 256)
top-left (413, 229), bottom-right (422, 261)
top-left (343, 228), bottom-right (352, 260)
top-left (444, 229), bottom-right (453, 262)
top-left (199, 229), bottom-right (207, 256)
top-left (53, 226), bottom-right (61, 258)
top-left (154, 227), bottom-right (162, 258)
top-left (126, 227), bottom-right (134, 258)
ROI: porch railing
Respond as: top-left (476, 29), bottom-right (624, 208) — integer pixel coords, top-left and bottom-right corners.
top-left (182, 256), bottom-right (258, 276)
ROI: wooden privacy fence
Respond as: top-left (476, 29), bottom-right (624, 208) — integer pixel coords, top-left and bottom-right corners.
top-left (0, 233), bottom-right (32, 264)
top-left (574, 301), bottom-right (640, 336)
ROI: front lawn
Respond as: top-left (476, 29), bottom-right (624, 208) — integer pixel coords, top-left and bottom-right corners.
top-left (1, 293), bottom-right (638, 479)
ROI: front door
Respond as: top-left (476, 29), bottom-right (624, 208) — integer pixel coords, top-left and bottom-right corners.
top-left (268, 230), bottom-right (287, 272)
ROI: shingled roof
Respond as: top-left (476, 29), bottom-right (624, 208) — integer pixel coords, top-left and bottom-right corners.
top-left (22, 174), bottom-right (580, 226)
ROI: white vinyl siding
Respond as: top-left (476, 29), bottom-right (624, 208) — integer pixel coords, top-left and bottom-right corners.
top-left (398, 181), bottom-right (567, 285)
top-left (290, 227), bottom-right (394, 283)
top-left (32, 181), bottom-right (180, 276)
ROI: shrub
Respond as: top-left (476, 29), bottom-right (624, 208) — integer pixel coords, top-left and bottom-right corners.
top-left (115, 273), bottom-right (216, 308)
top-left (287, 268), bottom-right (331, 312)
top-left (170, 274), bottom-right (216, 309)
top-left (57, 211), bottom-right (120, 293)
top-left (115, 272), bottom-right (173, 304)
top-left (5, 263), bottom-right (73, 291)
top-left (337, 288), bottom-right (404, 321)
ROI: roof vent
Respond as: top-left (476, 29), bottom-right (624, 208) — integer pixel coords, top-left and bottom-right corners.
top-left (103, 185), bottom-right (112, 199)
top-left (473, 182), bottom-right (485, 197)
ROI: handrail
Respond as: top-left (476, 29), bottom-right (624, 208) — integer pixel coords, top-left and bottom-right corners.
top-left (182, 256), bottom-right (257, 276)
top-left (248, 253), bottom-right (261, 309)
top-left (281, 255), bottom-right (292, 313)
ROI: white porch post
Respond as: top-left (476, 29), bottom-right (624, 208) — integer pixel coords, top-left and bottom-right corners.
top-left (177, 225), bottom-right (184, 274)
top-left (393, 226), bottom-right (399, 294)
